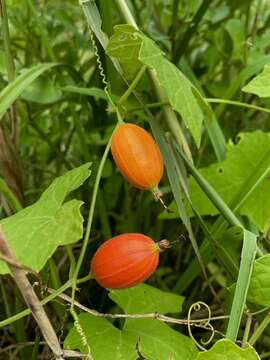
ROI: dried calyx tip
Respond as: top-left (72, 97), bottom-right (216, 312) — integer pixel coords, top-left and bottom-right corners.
top-left (158, 239), bottom-right (171, 251)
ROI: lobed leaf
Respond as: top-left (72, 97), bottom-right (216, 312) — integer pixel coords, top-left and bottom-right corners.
top-left (0, 163), bottom-right (91, 274)
top-left (65, 284), bottom-right (197, 360)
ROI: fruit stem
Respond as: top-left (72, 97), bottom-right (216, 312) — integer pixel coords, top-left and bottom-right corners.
top-left (152, 186), bottom-right (173, 213)
top-left (117, 65), bottom-right (147, 110)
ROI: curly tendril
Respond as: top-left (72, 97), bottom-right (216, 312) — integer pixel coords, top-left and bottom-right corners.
top-left (187, 301), bottom-right (215, 351)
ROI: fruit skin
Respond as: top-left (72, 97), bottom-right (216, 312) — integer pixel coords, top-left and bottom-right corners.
top-left (91, 233), bottom-right (159, 289)
top-left (111, 123), bottom-right (164, 191)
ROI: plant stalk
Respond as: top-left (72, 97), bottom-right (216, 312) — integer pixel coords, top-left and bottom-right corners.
top-left (249, 313), bottom-right (270, 346)
top-left (0, 229), bottom-right (64, 359)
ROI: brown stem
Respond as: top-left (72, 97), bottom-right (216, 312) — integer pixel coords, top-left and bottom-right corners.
top-left (0, 229), bottom-right (64, 360)
top-left (48, 287), bottom-right (228, 327)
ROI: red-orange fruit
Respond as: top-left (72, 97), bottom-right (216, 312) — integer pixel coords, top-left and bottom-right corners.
top-left (111, 123), bottom-right (164, 192)
top-left (90, 233), bottom-right (160, 289)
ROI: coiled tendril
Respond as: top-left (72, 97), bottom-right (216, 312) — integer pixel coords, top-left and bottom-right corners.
top-left (187, 301), bottom-right (215, 351)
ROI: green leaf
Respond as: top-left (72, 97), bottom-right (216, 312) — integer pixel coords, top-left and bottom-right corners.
top-left (217, 55), bottom-right (270, 117)
top-left (162, 131), bottom-right (270, 231)
top-left (248, 254), bottom-right (270, 307)
top-left (21, 75), bottom-right (62, 104)
top-left (138, 35), bottom-right (203, 147)
top-left (64, 313), bottom-right (138, 360)
top-left (0, 63), bottom-right (58, 120)
top-left (65, 285), bottom-right (197, 360)
top-left (0, 163), bottom-right (91, 274)
top-left (109, 283), bottom-right (184, 314)
top-left (106, 24), bottom-right (204, 147)
top-left (64, 313), bottom-right (198, 360)
top-left (106, 24), bottom-right (142, 80)
top-left (195, 339), bottom-right (258, 360)
top-left (125, 318), bottom-right (198, 360)
top-left (242, 63), bottom-right (270, 98)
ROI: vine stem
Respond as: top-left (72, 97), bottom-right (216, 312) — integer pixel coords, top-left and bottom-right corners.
top-left (172, 0), bottom-right (211, 63)
top-left (70, 135), bottom-right (113, 306)
top-left (0, 0), bottom-right (17, 144)
top-left (242, 312), bottom-right (252, 347)
top-left (117, 65), bottom-right (147, 108)
top-left (49, 289), bottom-right (230, 325)
top-left (115, 0), bottom-right (138, 28)
top-left (249, 313), bottom-right (270, 346)
top-left (129, 98), bottom-right (270, 115)
top-left (0, 0), bottom-right (15, 81)
top-left (206, 98), bottom-right (270, 114)
top-left (0, 275), bottom-right (90, 328)
top-left (0, 177), bottom-right (22, 212)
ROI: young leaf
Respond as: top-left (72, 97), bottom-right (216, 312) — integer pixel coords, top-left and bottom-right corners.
top-left (106, 24), bottom-right (142, 80)
top-left (0, 163), bottom-right (91, 274)
top-left (242, 63), bottom-right (270, 98)
top-left (109, 283), bottom-right (184, 314)
top-left (195, 339), bottom-right (259, 359)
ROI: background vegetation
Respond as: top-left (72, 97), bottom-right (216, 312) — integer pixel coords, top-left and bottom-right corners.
top-left (1, 0), bottom-right (270, 359)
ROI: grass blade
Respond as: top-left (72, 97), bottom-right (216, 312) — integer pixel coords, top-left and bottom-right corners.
top-left (226, 230), bottom-right (257, 341)
top-left (0, 63), bottom-right (58, 121)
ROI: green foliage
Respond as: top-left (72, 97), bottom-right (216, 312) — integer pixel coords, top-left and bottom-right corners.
top-left (2, 0), bottom-right (270, 357)
top-left (21, 75), bottom-right (62, 104)
top-left (65, 314), bottom-right (138, 360)
top-left (65, 284), bottom-right (197, 360)
top-left (109, 283), bottom-right (184, 313)
top-left (139, 35), bottom-right (204, 147)
top-left (106, 24), bottom-right (142, 80)
top-left (248, 254), bottom-right (270, 307)
top-left (125, 318), bottom-right (198, 360)
top-left (242, 64), bottom-right (270, 98)
top-left (0, 63), bottom-right (58, 120)
top-left (107, 24), bottom-right (204, 147)
top-left (162, 131), bottom-right (270, 231)
top-left (195, 339), bottom-right (258, 359)
top-left (0, 163), bottom-right (91, 274)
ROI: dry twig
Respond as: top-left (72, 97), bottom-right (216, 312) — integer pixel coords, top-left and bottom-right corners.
top-left (0, 229), bottom-right (64, 360)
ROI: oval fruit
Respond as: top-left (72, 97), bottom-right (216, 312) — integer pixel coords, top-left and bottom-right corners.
top-left (111, 123), bottom-right (164, 193)
top-left (91, 233), bottom-right (160, 289)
